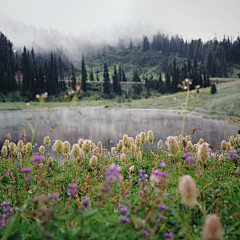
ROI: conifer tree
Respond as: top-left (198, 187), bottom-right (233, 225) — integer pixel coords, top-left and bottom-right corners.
top-left (81, 54), bottom-right (87, 91)
top-left (103, 63), bottom-right (111, 94)
top-left (71, 64), bottom-right (76, 89)
top-left (143, 36), bottom-right (150, 52)
top-left (112, 66), bottom-right (119, 94)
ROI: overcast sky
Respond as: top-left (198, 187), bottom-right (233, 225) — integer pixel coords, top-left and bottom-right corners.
top-left (1, 0), bottom-right (240, 45)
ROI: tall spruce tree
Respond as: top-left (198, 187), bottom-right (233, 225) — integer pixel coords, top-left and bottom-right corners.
top-left (71, 64), bottom-right (76, 89)
top-left (81, 54), bottom-right (87, 91)
top-left (103, 63), bottom-right (111, 94)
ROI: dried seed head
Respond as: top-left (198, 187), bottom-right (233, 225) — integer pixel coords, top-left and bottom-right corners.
top-left (123, 134), bottom-right (129, 148)
top-left (89, 155), bottom-right (98, 169)
top-left (166, 136), bottom-right (179, 157)
top-left (1, 146), bottom-right (8, 157)
top-left (26, 142), bottom-right (32, 153)
top-left (120, 153), bottom-right (127, 163)
top-left (76, 149), bottom-right (84, 163)
top-left (97, 141), bottom-right (102, 149)
top-left (229, 136), bottom-right (235, 146)
top-left (82, 140), bottom-right (91, 155)
top-left (197, 143), bottom-right (209, 163)
top-left (117, 140), bottom-right (123, 152)
top-left (188, 141), bottom-right (194, 151)
top-left (111, 147), bottom-right (117, 156)
top-left (4, 140), bottom-right (9, 148)
top-left (43, 136), bottom-right (51, 147)
top-left (78, 138), bottom-right (84, 148)
top-left (218, 154), bottom-right (224, 164)
top-left (135, 134), bottom-right (141, 146)
top-left (182, 138), bottom-right (188, 151)
top-left (150, 174), bottom-right (159, 187)
top-left (63, 141), bottom-right (71, 155)
top-left (135, 145), bottom-right (141, 152)
top-left (178, 175), bottom-right (198, 208)
top-left (131, 144), bottom-right (136, 153)
top-left (122, 146), bottom-right (128, 154)
top-left (39, 145), bottom-right (45, 155)
top-left (137, 151), bottom-right (142, 161)
top-left (202, 214), bottom-right (223, 240)
top-left (140, 132), bottom-right (146, 145)
top-left (186, 135), bottom-right (191, 141)
top-left (9, 142), bottom-right (17, 154)
top-left (198, 138), bottom-right (204, 145)
top-left (226, 142), bottom-right (231, 152)
top-left (71, 144), bottom-right (80, 159)
top-left (54, 140), bottom-right (63, 155)
top-left (129, 166), bottom-right (135, 172)
top-left (17, 140), bottom-right (24, 152)
top-left (147, 130), bottom-right (154, 144)
top-left (221, 140), bottom-right (227, 151)
top-left (23, 145), bottom-right (28, 154)
top-left (157, 139), bottom-right (162, 149)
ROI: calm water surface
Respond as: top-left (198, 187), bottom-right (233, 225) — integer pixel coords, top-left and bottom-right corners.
top-left (0, 107), bottom-right (237, 152)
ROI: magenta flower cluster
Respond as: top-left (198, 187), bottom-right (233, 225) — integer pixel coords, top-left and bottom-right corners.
top-left (81, 196), bottom-right (90, 210)
top-left (31, 154), bottom-right (44, 163)
top-left (151, 169), bottom-right (168, 177)
top-left (158, 204), bottom-right (168, 212)
top-left (229, 150), bottom-right (240, 161)
top-left (163, 232), bottom-right (174, 240)
top-left (20, 168), bottom-right (32, 173)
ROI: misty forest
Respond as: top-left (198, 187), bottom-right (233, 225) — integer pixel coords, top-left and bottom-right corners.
top-left (0, 31), bottom-right (240, 101)
top-left (1, 27), bottom-right (240, 240)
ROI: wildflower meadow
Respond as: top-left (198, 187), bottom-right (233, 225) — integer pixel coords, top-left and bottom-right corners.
top-left (0, 121), bottom-right (240, 240)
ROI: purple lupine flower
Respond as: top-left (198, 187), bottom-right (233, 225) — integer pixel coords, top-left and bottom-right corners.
top-left (139, 170), bottom-right (148, 185)
top-left (163, 232), bottom-right (174, 240)
top-left (159, 162), bottom-right (166, 168)
top-left (143, 230), bottom-right (149, 237)
top-left (229, 150), bottom-right (240, 161)
top-left (158, 204), bottom-right (168, 212)
top-left (118, 205), bottom-right (130, 217)
top-left (52, 193), bottom-right (59, 199)
top-left (106, 164), bottom-right (123, 184)
top-left (20, 168), bottom-right (32, 174)
top-left (185, 156), bottom-right (195, 164)
top-left (17, 162), bottom-right (20, 169)
top-left (183, 152), bottom-right (191, 159)
top-left (1, 219), bottom-right (5, 228)
top-left (25, 177), bottom-right (30, 183)
top-left (2, 208), bottom-right (13, 214)
top-left (67, 183), bottom-right (78, 195)
top-left (31, 155), bottom-right (44, 163)
top-left (1, 202), bottom-right (10, 208)
top-left (158, 213), bottom-right (163, 220)
top-left (119, 217), bottom-right (130, 224)
top-left (81, 196), bottom-right (90, 209)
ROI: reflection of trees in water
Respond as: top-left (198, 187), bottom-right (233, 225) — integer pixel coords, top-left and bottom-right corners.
top-left (0, 108), bottom-right (237, 152)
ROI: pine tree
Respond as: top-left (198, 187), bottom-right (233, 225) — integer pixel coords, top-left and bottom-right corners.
top-left (81, 54), bottom-right (87, 91)
top-left (143, 36), bottom-right (150, 52)
top-left (158, 72), bottom-right (164, 94)
top-left (165, 72), bottom-right (171, 93)
top-left (71, 64), bottom-right (76, 89)
top-left (103, 63), bottom-right (111, 94)
top-left (112, 66), bottom-right (119, 94)
top-left (90, 67), bottom-right (94, 81)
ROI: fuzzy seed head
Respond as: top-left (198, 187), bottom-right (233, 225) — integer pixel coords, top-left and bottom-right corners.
top-left (111, 147), bottom-right (117, 156)
top-left (197, 143), bottom-right (209, 163)
top-left (1, 146), bottom-right (8, 157)
top-left (4, 140), bottom-right (9, 148)
top-left (157, 139), bottom-right (162, 149)
top-left (71, 144), bottom-right (80, 159)
top-left (147, 130), bottom-right (154, 144)
top-left (54, 140), bottom-right (63, 155)
top-left (135, 134), bottom-right (141, 146)
top-left (39, 145), bottom-right (45, 155)
top-left (83, 140), bottom-right (91, 155)
top-left (140, 132), bottom-right (146, 145)
top-left (78, 138), bottom-right (84, 148)
top-left (17, 140), bottom-right (24, 152)
top-left (137, 151), bottom-right (142, 161)
top-left (188, 141), bottom-right (194, 151)
top-left (135, 145), bottom-right (141, 152)
top-left (150, 174), bottom-right (159, 187)
top-left (97, 141), bottom-right (102, 149)
top-left (229, 136), bottom-right (235, 146)
top-left (76, 149), bottom-right (84, 163)
top-left (202, 214), bottom-right (223, 240)
top-left (63, 141), bottom-right (71, 154)
top-left (26, 142), bottom-right (32, 153)
top-left (123, 134), bottom-right (129, 148)
top-left (120, 153), bottom-right (127, 163)
top-left (122, 146), bottom-right (128, 154)
top-left (182, 138), bottom-right (188, 151)
top-left (89, 155), bottom-right (98, 169)
top-left (186, 135), bottom-right (191, 141)
top-left (221, 140), bottom-right (227, 151)
top-left (9, 142), bottom-right (17, 154)
top-left (166, 136), bottom-right (179, 157)
top-left (198, 138), bottom-right (204, 145)
top-left (43, 136), bottom-right (51, 147)
top-left (117, 140), bottom-right (123, 152)
top-left (218, 154), bottom-right (224, 164)
top-left (23, 145), bottom-right (28, 154)
top-left (226, 142), bottom-right (231, 152)
top-left (129, 165), bottom-right (135, 172)
top-left (178, 175), bottom-right (198, 208)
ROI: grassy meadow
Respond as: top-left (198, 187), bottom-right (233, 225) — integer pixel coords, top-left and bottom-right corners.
top-left (0, 79), bottom-right (240, 239)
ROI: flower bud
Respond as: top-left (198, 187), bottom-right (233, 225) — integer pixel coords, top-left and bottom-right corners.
top-left (43, 136), bottom-right (51, 147)
top-left (197, 143), bottom-right (209, 164)
top-left (89, 155), bottom-right (98, 169)
top-left (39, 145), bottom-right (45, 155)
top-left (147, 130), bottom-right (154, 144)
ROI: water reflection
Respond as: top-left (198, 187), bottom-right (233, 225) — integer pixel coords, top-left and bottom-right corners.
top-left (0, 107), bottom-right (237, 152)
